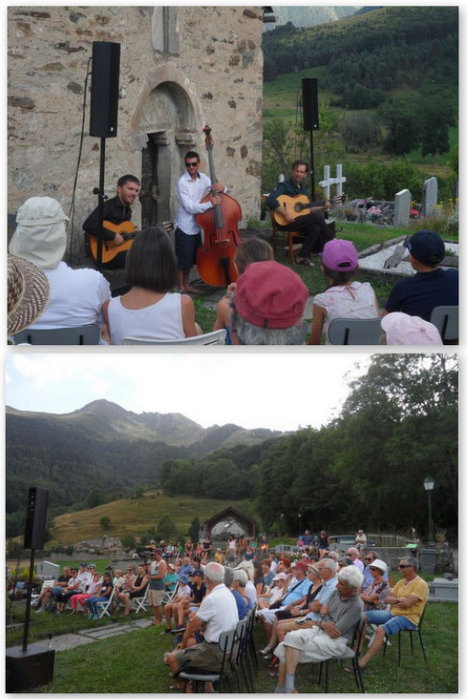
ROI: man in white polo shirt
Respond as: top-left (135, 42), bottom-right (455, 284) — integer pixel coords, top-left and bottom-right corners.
top-left (164, 562), bottom-right (238, 677)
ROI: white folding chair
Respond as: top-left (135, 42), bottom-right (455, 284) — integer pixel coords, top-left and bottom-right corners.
top-left (94, 587), bottom-right (116, 619)
top-left (122, 329), bottom-right (226, 345)
top-left (131, 584), bottom-right (150, 614)
top-left (12, 324), bottom-right (101, 345)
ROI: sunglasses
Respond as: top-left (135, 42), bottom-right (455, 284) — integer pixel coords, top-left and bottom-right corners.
top-left (369, 566), bottom-right (379, 571)
top-left (364, 558), bottom-right (373, 562)
top-left (186, 161), bottom-right (198, 168)
top-left (398, 564), bottom-right (411, 569)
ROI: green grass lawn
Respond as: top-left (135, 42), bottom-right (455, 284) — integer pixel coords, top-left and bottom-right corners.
top-left (6, 597), bottom-right (457, 693)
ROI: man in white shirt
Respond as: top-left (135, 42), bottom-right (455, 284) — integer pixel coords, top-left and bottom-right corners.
top-left (165, 562), bottom-right (238, 677)
top-left (173, 151), bottom-right (223, 293)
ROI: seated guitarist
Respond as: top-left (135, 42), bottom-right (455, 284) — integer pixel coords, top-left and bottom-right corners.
top-left (82, 174), bottom-right (140, 269)
top-left (266, 160), bottom-right (331, 267)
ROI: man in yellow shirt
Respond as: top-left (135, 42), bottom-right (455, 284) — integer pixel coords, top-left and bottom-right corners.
top-left (358, 556), bottom-right (428, 670)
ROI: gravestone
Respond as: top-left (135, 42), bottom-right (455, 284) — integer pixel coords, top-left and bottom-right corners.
top-left (319, 164), bottom-right (346, 199)
top-left (393, 188), bottom-right (411, 227)
top-left (422, 176), bottom-right (438, 217)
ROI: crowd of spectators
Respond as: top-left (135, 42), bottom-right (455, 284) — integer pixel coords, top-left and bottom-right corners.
top-left (7, 195), bottom-right (457, 347)
top-left (30, 529), bottom-right (429, 693)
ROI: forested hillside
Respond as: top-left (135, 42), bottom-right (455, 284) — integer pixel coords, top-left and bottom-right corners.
top-left (7, 356), bottom-right (457, 543)
top-left (5, 403), bottom-right (282, 538)
top-left (159, 355), bottom-right (458, 539)
top-left (263, 6), bottom-right (458, 101)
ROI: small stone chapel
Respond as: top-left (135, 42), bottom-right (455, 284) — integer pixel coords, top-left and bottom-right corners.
top-left (8, 6), bottom-right (267, 261)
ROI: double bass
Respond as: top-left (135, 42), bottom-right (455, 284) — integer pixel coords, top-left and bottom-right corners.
top-left (196, 125), bottom-right (242, 287)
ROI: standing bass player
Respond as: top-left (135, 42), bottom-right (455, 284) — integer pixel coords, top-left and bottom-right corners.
top-left (267, 160), bottom-right (333, 267)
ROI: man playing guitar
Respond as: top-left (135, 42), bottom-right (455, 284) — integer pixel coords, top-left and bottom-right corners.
top-left (83, 174), bottom-right (140, 268)
top-left (266, 160), bottom-right (333, 267)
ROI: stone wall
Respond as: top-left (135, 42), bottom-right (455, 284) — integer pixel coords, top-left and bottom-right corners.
top-left (8, 6), bottom-right (265, 260)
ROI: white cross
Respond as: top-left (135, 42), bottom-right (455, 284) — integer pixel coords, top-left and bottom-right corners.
top-left (318, 164), bottom-right (346, 199)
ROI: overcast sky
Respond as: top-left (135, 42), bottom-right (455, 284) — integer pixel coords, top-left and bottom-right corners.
top-left (5, 351), bottom-right (374, 432)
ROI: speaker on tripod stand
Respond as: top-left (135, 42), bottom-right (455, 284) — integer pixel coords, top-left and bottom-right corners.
top-left (6, 487), bottom-right (55, 692)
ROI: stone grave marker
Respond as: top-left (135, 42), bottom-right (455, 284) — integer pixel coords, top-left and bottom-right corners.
top-left (422, 176), bottom-right (438, 217)
top-left (393, 188), bottom-right (411, 227)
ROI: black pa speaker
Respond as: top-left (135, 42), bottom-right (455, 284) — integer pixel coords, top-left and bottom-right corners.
top-left (6, 644), bottom-right (55, 692)
top-left (24, 487), bottom-right (49, 550)
top-left (89, 41), bottom-right (121, 138)
top-left (302, 77), bottom-right (319, 131)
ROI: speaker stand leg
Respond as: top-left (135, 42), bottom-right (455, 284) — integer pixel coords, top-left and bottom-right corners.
top-left (22, 547), bottom-right (36, 651)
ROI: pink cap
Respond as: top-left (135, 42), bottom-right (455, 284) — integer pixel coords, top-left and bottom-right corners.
top-left (381, 312), bottom-right (443, 345)
top-left (322, 239), bottom-right (359, 272)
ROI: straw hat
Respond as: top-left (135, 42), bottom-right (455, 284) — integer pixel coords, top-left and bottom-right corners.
top-left (8, 254), bottom-right (50, 336)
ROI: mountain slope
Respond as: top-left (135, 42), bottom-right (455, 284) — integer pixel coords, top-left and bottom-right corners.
top-left (6, 400), bottom-right (284, 537)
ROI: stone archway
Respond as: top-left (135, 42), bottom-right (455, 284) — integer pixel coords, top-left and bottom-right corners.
top-left (129, 67), bottom-right (204, 228)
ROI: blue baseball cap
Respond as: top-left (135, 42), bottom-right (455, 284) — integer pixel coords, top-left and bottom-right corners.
top-left (405, 230), bottom-right (445, 265)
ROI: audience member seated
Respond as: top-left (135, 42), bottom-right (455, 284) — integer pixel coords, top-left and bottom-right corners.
top-left (230, 260), bottom-right (309, 345)
top-left (358, 556), bottom-right (428, 671)
top-left (214, 548), bottom-right (225, 564)
top-left (164, 573), bottom-right (192, 632)
top-left (8, 253), bottom-right (50, 343)
top-left (259, 563), bottom-right (323, 661)
top-left (213, 236), bottom-right (274, 343)
top-left (175, 569), bottom-right (207, 629)
top-left (8, 197), bottom-right (110, 340)
top-left (309, 239), bottom-right (379, 345)
top-left (257, 561), bottom-right (312, 644)
top-left (34, 566), bottom-right (71, 613)
top-left (347, 547), bottom-right (364, 572)
top-left (360, 559), bottom-right (389, 611)
top-left (274, 565), bottom-right (364, 693)
top-left (119, 564), bottom-right (148, 615)
top-left (381, 311), bottom-right (443, 345)
top-left (318, 531), bottom-right (330, 558)
top-left (362, 551), bottom-right (389, 592)
top-left (85, 571), bottom-right (113, 620)
top-left (55, 568), bottom-right (80, 613)
top-left (164, 562), bottom-right (239, 688)
top-left (75, 562), bottom-right (93, 594)
top-left (71, 568), bottom-right (103, 614)
top-left (232, 568), bottom-right (254, 615)
top-left (234, 560), bottom-right (257, 607)
top-left (257, 572), bottom-right (288, 610)
top-left (164, 563), bottom-right (179, 592)
top-left (103, 226), bottom-right (201, 344)
top-left (355, 529), bottom-right (367, 549)
top-left (383, 229), bottom-right (458, 326)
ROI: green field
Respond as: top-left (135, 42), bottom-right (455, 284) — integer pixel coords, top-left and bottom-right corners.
top-left (46, 492), bottom-right (250, 547)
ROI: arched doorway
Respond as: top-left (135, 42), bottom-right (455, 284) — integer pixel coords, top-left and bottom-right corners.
top-left (136, 79), bottom-right (199, 228)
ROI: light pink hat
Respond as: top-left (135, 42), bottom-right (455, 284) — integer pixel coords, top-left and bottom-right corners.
top-left (381, 312), bottom-right (443, 345)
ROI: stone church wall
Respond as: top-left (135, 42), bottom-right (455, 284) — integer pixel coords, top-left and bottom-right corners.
top-left (8, 6), bottom-right (265, 260)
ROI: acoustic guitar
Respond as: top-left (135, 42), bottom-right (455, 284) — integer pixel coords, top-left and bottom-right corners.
top-left (88, 220), bottom-right (136, 265)
top-left (272, 193), bottom-right (345, 227)
top-left (88, 220), bottom-right (174, 265)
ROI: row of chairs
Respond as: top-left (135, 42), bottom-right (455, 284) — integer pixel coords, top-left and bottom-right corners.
top-left (11, 304), bottom-right (457, 345)
top-left (328, 305), bottom-right (458, 345)
top-left (177, 604), bottom-right (258, 693)
top-left (12, 326), bottom-right (227, 345)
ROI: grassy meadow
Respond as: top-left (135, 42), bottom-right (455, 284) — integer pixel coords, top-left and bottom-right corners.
top-left (6, 592), bottom-right (458, 693)
top-left (47, 492), bottom-right (249, 548)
